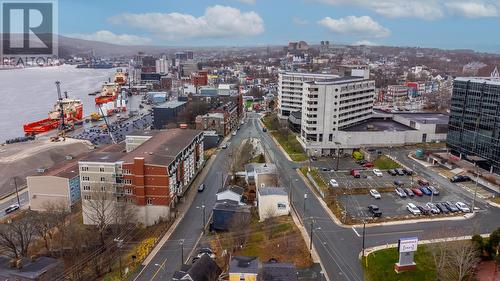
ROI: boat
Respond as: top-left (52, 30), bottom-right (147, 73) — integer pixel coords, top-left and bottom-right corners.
top-left (114, 69), bottom-right (127, 86)
top-left (23, 98), bottom-right (83, 135)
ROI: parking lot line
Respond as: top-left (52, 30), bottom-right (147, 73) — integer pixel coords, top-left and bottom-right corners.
top-left (352, 226), bottom-right (361, 237)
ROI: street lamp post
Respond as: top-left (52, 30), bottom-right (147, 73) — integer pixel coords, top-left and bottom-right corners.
top-left (197, 205), bottom-right (206, 233)
top-left (303, 193), bottom-right (307, 215)
top-left (362, 221), bottom-right (366, 259)
top-left (12, 177), bottom-right (20, 206)
top-left (472, 165), bottom-right (479, 213)
top-left (154, 257), bottom-right (167, 280)
top-left (113, 238), bottom-right (124, 278)
top-left (180, 239), bottom-right (184, 265)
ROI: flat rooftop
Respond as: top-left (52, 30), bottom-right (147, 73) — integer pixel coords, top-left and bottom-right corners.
top-left (395, 112), bottom-right (449, 124)
top-left (80, 152), bottom-right (125, 163)
top-left (155, 101), bottom-right (186, 109)
top-left (343, 118), bottom-right (415, 132)
top-left (308, 76), bottom-right (367, 85)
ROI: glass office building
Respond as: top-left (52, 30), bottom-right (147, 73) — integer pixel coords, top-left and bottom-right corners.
top-left (447, 77), bottom-right (500, 173)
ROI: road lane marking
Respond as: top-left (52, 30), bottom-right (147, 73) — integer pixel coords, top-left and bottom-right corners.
top-left (352, 226), bottom-right (361, 237)
top-left (365, 229), bottom-right (424, 237)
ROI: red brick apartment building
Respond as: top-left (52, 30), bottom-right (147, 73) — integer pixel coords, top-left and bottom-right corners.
top-left (79, 129), bottom-right (204, 226)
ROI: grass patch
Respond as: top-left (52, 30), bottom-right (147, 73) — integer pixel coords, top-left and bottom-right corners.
top-left (250, 153), bottom-right (266, 163)
top-left (362, 245), bottom-right (436, 281)
top-left (490, 197), bottom-right (500, 204)
top-left (245, 100), bottom-right (253, 109)
top-left (299, 167), bottom-right (329, 193)
top-left (373, 155), bottom-right (401, 170)
top-left (271, 132), bottom-right (307, 162)
top-left (261, 114), bottom-right (278, 131)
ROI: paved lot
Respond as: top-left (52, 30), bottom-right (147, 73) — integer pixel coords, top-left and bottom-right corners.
top-left (320, 169), bottom-right (416, 189)
top-left (339, 182), bottom-right (474, 219)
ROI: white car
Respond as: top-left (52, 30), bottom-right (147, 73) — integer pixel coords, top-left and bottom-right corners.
top-left (369, 189), bottom-right (381, 199)
top-left (455, 201), bottom-right (471, 213)
top-left (329, 179), bottom-right (339, 187)
top-left (372, 169), bottom-right (383, 177)
top-left (407, 203), bottom-right (421, 215)
top-left (232, 131), bottom-right (237, 136)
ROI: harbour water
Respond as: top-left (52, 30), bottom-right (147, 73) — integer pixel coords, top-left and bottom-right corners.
top-left (0, 65), bottom-right (117, 142)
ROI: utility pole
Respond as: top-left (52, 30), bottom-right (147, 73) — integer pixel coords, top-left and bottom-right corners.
top-left (472, 165), bottom-right (479, 213)
top-left (180, 239), bottom-right (184, 265)
top-left (198, 205), bottom-right (206, 233)
top-left (309, 220), bottom-right (314, 257)
top-left (362, 222), bottom-right (366, 259)
top-left (13, 177), bottom-right (20, 206)
top-left (114, 238), bottom-right (124, 278)
top-left (303, 193), bottom-right (307, 215)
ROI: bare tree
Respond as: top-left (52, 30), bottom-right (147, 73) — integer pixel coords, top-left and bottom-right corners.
top-left (83, 191), bottom-right (119, 245)
top-left (432, 240), bottom-right (480, 281)
top-left (0, 213), bottom-right (38, 258)
top-left (33, 202), bottom-right (70, 253)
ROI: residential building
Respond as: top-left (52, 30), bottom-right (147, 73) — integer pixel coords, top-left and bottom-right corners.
top-left (172, 254), bottom-right (221, 281)
top-left (447, 77), bottom-right (500, 173)
top-left (385, 85), bottom-right (409, 102)
top-left (79, 129), bottom-right (204, 226)
top-left (0, 256), bottom-right (64, 281)
top-left (257, 187), bottom-right (290, 221)
top-left (192, 71), bottom-right (208, 87)
top-left (216, 186), bottom-right (245, 204)
top-left (245, 163), bottom-right (278, 188)
top-left (229, 256), bottom-right (259, 281)
top-left (278, 72), bottom-right (338, 117)
top-left (152, 101), bottom-right (187, 130)
top-left (195, 112), bottom-right (228, 136)
top-left (27, 163), bottom-right (80, 212)
top-left (300, 76), bottom-right (375, 148)
top-left (212, 200), bottom-right (251, 231)
top-left (261, 261), bottom-right (298, 281)
top-left (125, 131), bottom-right (158, 153)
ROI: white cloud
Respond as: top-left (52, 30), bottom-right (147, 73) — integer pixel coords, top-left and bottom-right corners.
top-left (293, 17), bottom-right (309, 25)
top-left (353, 40), bottom-right (378, 46)
top-left (317, 0), bottom-right (500, 20)
top-left (446, 2), bottom-right (498, 18)
top-left (108, 5), bottom-right (264, 40)
top-left (317, 0), bottom-right (443, 20)
top-left (235, 0), bottom-right (256, 4)
top-left (318, 16), bottom-right (390, 38)
top-left (69, 30), bottom-right (151, 45)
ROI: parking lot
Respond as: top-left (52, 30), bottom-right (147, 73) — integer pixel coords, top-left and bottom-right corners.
top-left (320, 169), bottom-right (417, 189)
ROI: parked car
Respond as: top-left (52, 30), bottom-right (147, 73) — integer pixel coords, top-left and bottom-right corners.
top-left (420, 186), bottom-right (432, 196)
top-left (222, 142), bottom-right (230, 149)
top-left (417, 204), bottom-right (431, 215)
top-left (455, 201), bottom-right (471, 212)
top-left (426, 202), bottom-right (441, 214)
top-left (403, 168), bottom-right (414, 175)
top-left (444, 201), bottom-right (459, 212)
top-left (418, 179), bottom-right (430, 186)
top-left (404, 188), bottom-right (414, 197)
top-left (262, 128), bottom-right (267, 132)
top-left (321, 167), bottom-right (329, 172)
top-left (369, 189), bottom-right (381, 199)
top-left (198, 184), bottom-right (205, 192)
top-left (232, 131), bottom-right (237, 136)
top-left (428, 186), bottom-right (440, 195)
top-left (368, 205), bottom-right (382, 217)
top-left (329, 179), bottom-right (339, 187)
top-left (436, 202), bottom-right (450, 214)
top-left (407, 203), bottom-right (421, 215)
top-left (310, 156), bottom-right (318, 161)
top-left (393, 180), bottom-right (404, 187)
top-left (450, 175), bottom-right (471, 183)
top-left (395, 188), bottom-right (407, 198)
top-left (356, 159), bottom-right (368, 165)
top-left (351, 169), bottom-right (361, 178)
top-left (388, 169), bottom-right (397, 176)
top-left (4, 204), bottom-right (19, 214)
top-left (372, 169), bottom-right (383, 177)
top-left (395, 168), bottom-right (405, 176)
top-left (411, 187), bottom-right (423, 196)
top-left (363, 162), bottom-right (374, 168)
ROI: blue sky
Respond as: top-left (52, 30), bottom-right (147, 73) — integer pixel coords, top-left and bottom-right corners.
top-left (60, 0), bottom-right (500, 52)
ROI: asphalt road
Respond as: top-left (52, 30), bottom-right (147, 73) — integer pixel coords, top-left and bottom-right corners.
top-left (131, 112), bottom-right (500, 281)
top-left (0, 189), bottom-right (28, 219)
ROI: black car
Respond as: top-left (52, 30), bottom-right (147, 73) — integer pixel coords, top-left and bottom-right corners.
top-left (395, 169), bottom-right (405, 176)
top-left (262, 128), bottom-right (267, 132)
top-left (368, 205), bottom-right (382, 217)
top-left (198, 184), bottom-right (205, 192)
top-left (450, 175), bottom-right (471, 183)
top-left (388, 169), bottom-right (397, 176)
top-left (417, 205), bottom-right (431, 215)
top-left (436, 202), bottom-right (450, 214)
top-left (4, 204), bottom-right (19, 214)
top-left (357, 159), bottom-right (368, 165)
top-left (321, 167), bottom-right (329, 172)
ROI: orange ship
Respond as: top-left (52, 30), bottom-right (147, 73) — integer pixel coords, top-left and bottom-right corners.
top-left (114, 68), bottom-right (127, 86)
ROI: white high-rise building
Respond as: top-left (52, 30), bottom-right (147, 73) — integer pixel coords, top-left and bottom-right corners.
top-left (300, 76), bottom-right (376, 154)
top-left (155, 58), bottom-right (169, 74)
top-left (278, 72), bottom-right (338, 117)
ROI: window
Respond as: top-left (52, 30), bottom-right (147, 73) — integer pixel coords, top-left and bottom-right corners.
top-left (99, 167), bottom-right (105, 172)
top-left (83, 186), bottom-right (90, 191)
top-left (277, 202), bottom-right (287, 209)
top-left (329, 134), bottom-right (333, 142)
top-left (125, 189), bottom-right (132, 195)
top-left (82, 176), bottom-right (90, 181)
top-left (101, 186), bottom-right (106, 192)
top-left (84, 195), bottom-right (91, 200)
top-left (100, 177), bottom-right (106, 182)
top-left (146, 198), bottom-right (153, 205)
top-left (124, 179), bottom-right (132, 185)
top-left (81, 166), bottom-right (89, 171)
top-left (123, 169), bottom-right (131, 175)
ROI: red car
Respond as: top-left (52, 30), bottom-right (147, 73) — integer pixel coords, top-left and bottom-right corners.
top-left (363, 162), bottom-right (374, 168)
top-left (411, 187), bottom-right (423, 196)
top-left (351, 169), bottom-right (361, 178)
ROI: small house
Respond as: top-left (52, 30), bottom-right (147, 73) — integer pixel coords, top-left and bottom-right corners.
top-left (229, 256), bottom-right (259, 281)
top-left (216, 185), bottom-right (245, 204)
top-left (212, 200), bottom-right (251, 231)
top-left (261, 260), bottom-right (298, 281)
top-left (245, 163), bottom-right (278, 188)
top-left (172, 254), bottom-right (221, 281)
top-left (257, 187), bottom-right (290, 221)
